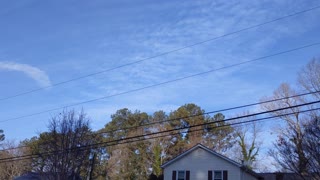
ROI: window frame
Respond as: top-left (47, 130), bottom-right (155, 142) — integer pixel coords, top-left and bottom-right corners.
top-left (213, 170), bottom-right (223, 180)
top-left (208, 170), bottom-right (227, 180)
top-left (177, 170), bottom-right (186, 180)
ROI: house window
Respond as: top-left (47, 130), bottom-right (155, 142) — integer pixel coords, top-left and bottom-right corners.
top-left (177, 171), bottom-right (185, 180)
top-left (172, 170), bottom-right (190, 180)
top-left (214, 171), bottom-right (222, 180)
top-left (208, 170), bottom-right (228, 180)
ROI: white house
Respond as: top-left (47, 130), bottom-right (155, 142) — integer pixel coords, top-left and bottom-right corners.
top-left (161, 144), bottom-right (263, 180)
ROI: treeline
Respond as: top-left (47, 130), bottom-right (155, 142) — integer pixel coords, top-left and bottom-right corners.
top-left (0, 59), bottom-right (319, 180)
top-left (0, 105), bottom-right (238, 180)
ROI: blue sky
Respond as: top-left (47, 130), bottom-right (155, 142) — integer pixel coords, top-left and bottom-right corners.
top-left (0, 0), bottom-right (319, 165)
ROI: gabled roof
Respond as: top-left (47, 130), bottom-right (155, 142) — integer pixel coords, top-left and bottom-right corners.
top-left (161, 143), bottom-right (242, 168)
top-left (161, 143), bottom-right (263, 179)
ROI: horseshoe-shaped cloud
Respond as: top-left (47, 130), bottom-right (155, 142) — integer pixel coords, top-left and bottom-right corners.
top-left (0, 61), bottom-right (51, 87)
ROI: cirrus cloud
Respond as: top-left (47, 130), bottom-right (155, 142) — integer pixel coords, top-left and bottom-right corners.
top-left (0, 61), bottom-right (51, 87)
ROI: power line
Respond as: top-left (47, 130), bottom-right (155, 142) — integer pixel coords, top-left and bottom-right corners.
top-left (1, 42), bottom-right (319, 123)
top-left (71, 100), bottom-right (320, 149)
top-left (93, 90), bottom-right (319, 135)
top-left (1, 90), bottom-right (318, 152)
top-left (0, 5), bottom-right (319, 102)
top-left (0, 100), bottom-right (318, 163)
top-left (95, 108), bottom-right (320, 148)
top-left (1, 106), bottom-right (319, 164)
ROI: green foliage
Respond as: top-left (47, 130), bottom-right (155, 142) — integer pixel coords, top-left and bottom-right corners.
top-left (101, 104), bottom-right (236, 179)
top-left (205, 113), bottom-right (236, 152)
top-left (152, 144), bottom-right (162, 176)
top-left (168, 104), bottom-right (207, 153)
top-left (237, 132), bottom-right (258, 169)
top-left (103, 108), bottom-right (151, 180)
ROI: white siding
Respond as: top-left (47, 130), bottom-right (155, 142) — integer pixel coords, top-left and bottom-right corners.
top-left (163, 147), bottom-right (258, 180)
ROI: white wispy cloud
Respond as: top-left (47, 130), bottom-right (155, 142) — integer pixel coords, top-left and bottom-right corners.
top-left (63, 0), bottom-right (319, 127)
top-left (0, 61), bottom-right (51, 87)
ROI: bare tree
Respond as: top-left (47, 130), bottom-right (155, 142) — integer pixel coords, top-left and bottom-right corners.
top-left (298, 58), bottom-right (320, 100)
top-left (261, 83), bottom-right (309, 177)
top-left (298, 58), bottom-right (320, 120)
top-left (0, 140), bottom-right (31, 179)
top-left (298, 58), bottom-right (320, 179)
top-left (26, 109), bottom-right (96, 180)
top-left (260, 58), bottom-right (320, 179)
top-left (303, 117), bottom-right (320, 179)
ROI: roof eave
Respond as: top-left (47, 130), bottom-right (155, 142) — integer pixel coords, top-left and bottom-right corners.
top-left (161, 143), bottom-right (242, 168)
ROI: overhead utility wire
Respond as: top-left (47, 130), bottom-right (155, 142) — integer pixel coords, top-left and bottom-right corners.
top-left (1, 100), bottom-right (319, 163)
top-left (6, 105), bottom-right (320, 163)
top-left (1, 42), bottom-right (320, 123)
top-left (0, 5), bottom-right (319, 102)
top-left (1, 105), bottom-right (319, 164)
top-left (1, 89), bottom-right (318, 152)
top-left (92, 90), bottom-right (319, 136)
top-left (64, 100), bottom-right (320, 149)
top-left (94, 108), bottom-right (320, 148)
